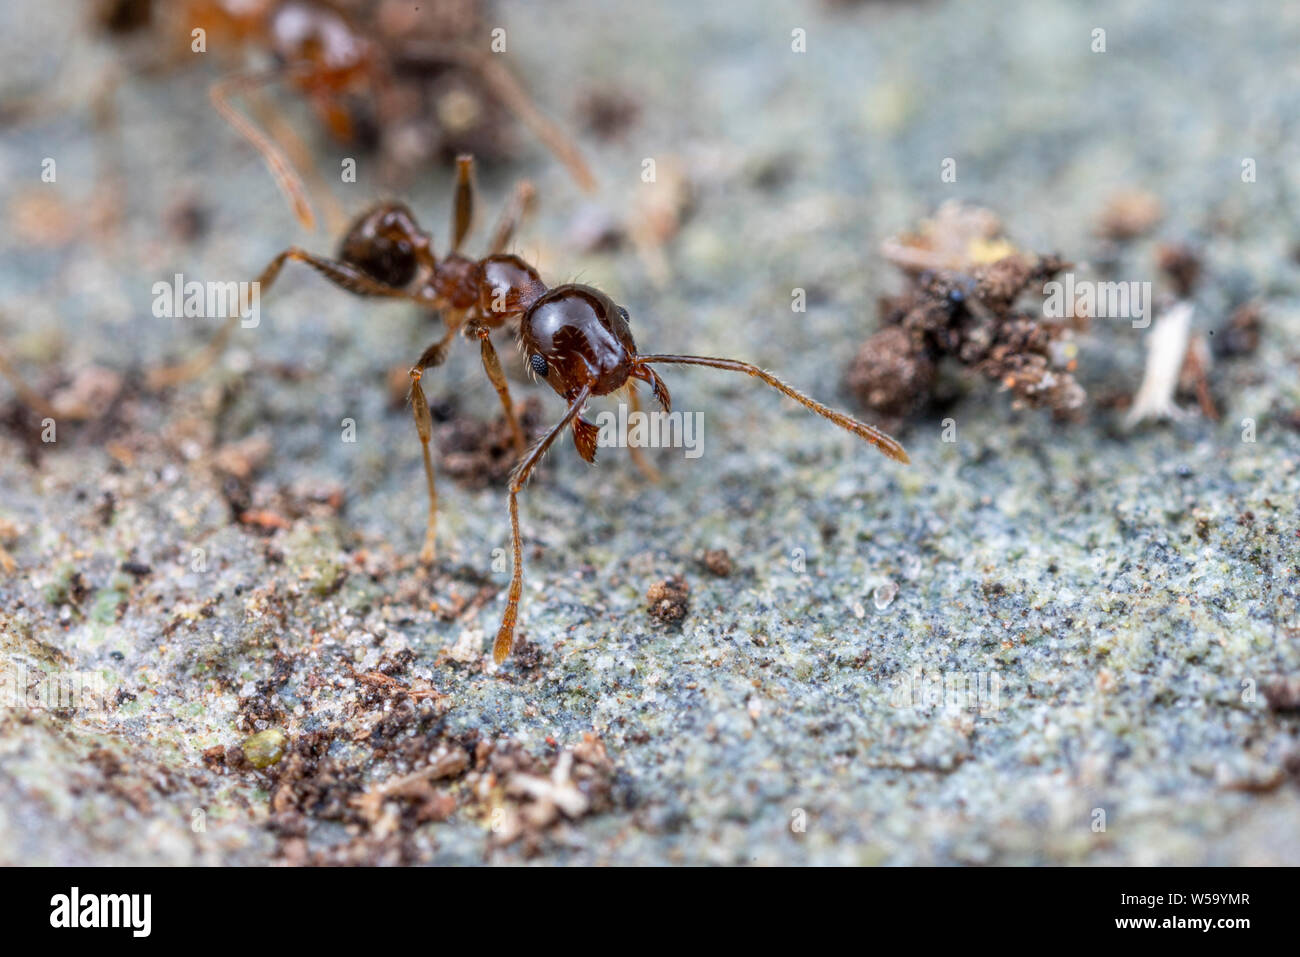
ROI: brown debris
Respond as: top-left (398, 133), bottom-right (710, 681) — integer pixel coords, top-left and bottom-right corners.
top-left (700, 549), bottom-right (734, 578)
top-left (1214, 301), bottom-right (1263, 358)
top-left (436, 396), bottom-right (545, 488)
top-left (1156, 243), bottom-right (1203, 299)
top-left (1096, 189), bottom-right (1163, 241)
top-left (487, 733), bottom-right (619, 856)
top-left (1262, 675), bottom-right (1300, 713)
top-left (647, 575), bottom-right (691, 624)
top-left (847, 204), bottom-right (1084, 426)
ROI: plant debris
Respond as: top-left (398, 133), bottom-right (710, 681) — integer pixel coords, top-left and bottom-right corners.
top-left (846, 203), bottom-right (1084, 426)
top-left (436, 397), bottom-right (546, 488)
top-left (647, 575), bottom-right (691, 624)
top-left (699, 548), bottom-right (734, 577)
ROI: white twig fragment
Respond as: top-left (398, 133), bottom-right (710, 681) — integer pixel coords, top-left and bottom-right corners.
top-left (1124, 301), bottom-right (1194, 429)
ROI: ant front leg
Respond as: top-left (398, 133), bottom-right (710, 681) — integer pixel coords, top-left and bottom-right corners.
top-left (472, 321), bottom-right (527, 455)
top-left (493, 384), bottom-right (592, 664)
top-left (149, 247), bottom-right (417, 389)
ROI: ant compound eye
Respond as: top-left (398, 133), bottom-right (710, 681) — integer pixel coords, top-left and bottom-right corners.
top-left (618, 306), bottom-right (631, 323)
top-left (529, 354), bottom-right (549, 377)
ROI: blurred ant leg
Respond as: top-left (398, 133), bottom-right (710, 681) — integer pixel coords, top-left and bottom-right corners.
top-left (473, 324), bottom-right (527, 454)
top-left (451, 155), bottom-right (475, 253)
top-left (408, 44), bottom-right (596, 194)
top-left (89, 64), bottom-right (126, 238)
top-left (251, 90), bottom-right (349, 236)
top-left (253, 247), bottom-right (423, 299)
top-left (624, 383), bottom-right (660, 482)
top-left (149, 248), bottom-right (417, 389)
top-left (211, 69), bottom-right (317, 230)
top-left (487, 180), bottom-right (537, 255)
top-left (494, 383), bottom-right (592, 663)
top-left (407, 367), bottom-right (439, 564)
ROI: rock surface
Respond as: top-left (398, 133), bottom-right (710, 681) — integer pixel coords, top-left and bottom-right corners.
top-left (0, 0), bottom-right (1297, 864)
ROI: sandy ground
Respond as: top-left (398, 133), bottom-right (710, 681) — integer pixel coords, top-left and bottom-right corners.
top-left (0, 0), bottom-right (1297, 864)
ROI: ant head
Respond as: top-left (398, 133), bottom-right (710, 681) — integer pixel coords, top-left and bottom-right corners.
top-left (522, 284), bottom-right (637, 397)
top-left (337, 202), bottom-right (432, 288)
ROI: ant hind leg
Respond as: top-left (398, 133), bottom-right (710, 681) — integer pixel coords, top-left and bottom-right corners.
top-left (404, 309), bottom-right (470, 564)
top-left (149, 247), bottom-right (417, 390)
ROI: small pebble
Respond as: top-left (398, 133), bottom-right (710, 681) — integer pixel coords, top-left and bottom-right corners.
top-left (241, 728), bottom-right (287, 769)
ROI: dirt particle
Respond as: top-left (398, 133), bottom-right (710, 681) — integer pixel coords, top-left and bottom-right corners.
top-left (1096, 189), bottom-right (1163, 241)
top-left (1262, 675), bottom-right (1300, 713)
top-left (647, 575), bottom-right (690, 624)
top-left (700, 549), bottom-right (734, 577)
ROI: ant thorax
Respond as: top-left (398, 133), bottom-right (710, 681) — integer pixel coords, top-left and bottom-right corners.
top-left (477, 256), bottom-right (546, 325)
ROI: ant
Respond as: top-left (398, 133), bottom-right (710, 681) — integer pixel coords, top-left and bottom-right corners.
top-left (187, 0), bottom-right (596, 229)
top-left (150, 154), bottom-right (547, 559)
top-left (151, 155), bottom-right (910, 666)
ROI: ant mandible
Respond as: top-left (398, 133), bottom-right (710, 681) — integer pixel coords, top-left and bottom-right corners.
top-left (152, 155), bottom-right (910, 666)
top-left (189, 0), bottom-right (596, 230)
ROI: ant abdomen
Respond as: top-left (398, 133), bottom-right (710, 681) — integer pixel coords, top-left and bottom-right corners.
top-left (337, 202), bottom-right (428, 288)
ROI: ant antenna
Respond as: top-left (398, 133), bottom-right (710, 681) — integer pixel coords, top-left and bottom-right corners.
top-left (636, 354), bottom-right (911, 463)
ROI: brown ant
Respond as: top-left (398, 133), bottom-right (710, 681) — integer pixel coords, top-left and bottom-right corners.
top-left (186, 0), bottom-right (596, 228)
top-left (150, 154), bottom-right (546, 553)
top-left (151, 155), bottom-right (910, 666)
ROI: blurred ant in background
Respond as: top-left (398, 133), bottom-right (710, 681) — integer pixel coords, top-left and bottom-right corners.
top-left (93, 0), bottom-right (596, 229)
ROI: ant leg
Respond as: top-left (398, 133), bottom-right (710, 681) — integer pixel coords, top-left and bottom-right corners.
top-left (252, 91), bottom-right (349, 236)
top-left (451, 155), bottom-right (475, 253)
top-left (493, 384), bottom-right (592, 663)
top-left (637, 354), bottom-right (910, 464)
top-left (473, 325), bottom-right (527, 454)
top-left (211, 69), bottom-right (317, 230)
top-left (405, 44), bottom-right (596, 194)
top-left (487, 180), bottom-right (537, 255)
top-left (408, 367), bottom-right (440, 564)
top-left (625, 382), bottom-right (660, 482)
top-left (149, 248), bottom-right (417, 389)
top-left (414, 310), bottom-right (468, 372)
top-left (403, 308), bottom-right (471, 564)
